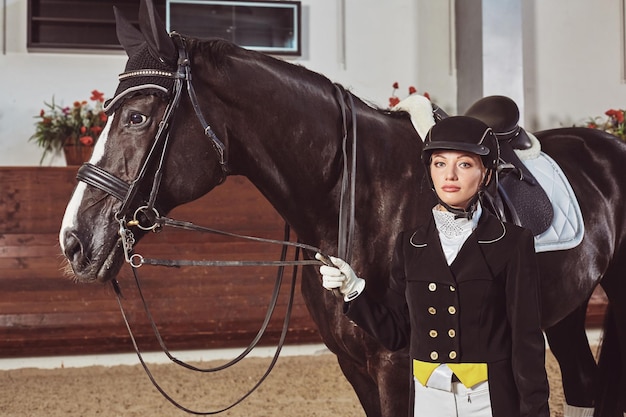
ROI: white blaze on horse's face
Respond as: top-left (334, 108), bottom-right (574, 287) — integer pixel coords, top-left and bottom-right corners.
top-left (59, 114), bottom-right (114, 253)
top-left (89, 112), bottom-right (112, 163)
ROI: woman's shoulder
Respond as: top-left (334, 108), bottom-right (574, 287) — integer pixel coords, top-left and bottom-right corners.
top-left (478, 210), bottom-right (534, 244)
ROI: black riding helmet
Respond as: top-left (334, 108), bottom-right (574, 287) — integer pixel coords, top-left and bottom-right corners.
top-left (422, 116), bottom-right (499, 217)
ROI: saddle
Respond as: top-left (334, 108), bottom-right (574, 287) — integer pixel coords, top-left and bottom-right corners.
top-left (397, 93), bottom-right (553, 236)
top-left (464, 96), bottom-right (553, 236)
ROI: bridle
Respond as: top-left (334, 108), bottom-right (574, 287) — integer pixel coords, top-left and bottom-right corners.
top-left (73, 33), bottom-right (359, 414)
top-left (78, 31), bottom-right (329, 278)
top-left (78, 33), bottom-right (228, 228)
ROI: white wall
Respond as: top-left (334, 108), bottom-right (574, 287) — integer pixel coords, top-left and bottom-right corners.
top-left (523, 0), bottom-right (626, 130)
top-left (415, 0), bottom-right (457, 113)
top-left (1, 0), bottom-right (624, 166)
top-left (0, 0), bottom-right (436, 166)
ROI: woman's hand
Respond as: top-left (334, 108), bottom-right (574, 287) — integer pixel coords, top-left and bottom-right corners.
top-left (316, 253), bottom-right (365, 301)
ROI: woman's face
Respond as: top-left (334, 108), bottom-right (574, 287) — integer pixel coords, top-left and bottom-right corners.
top-left (429, 150), bottom-right (486, 210)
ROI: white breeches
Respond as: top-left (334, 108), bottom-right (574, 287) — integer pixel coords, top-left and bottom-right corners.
top-left (413, 378), bottom-right (493, 417)
top-left (562, 404), bottom-right (594, 417)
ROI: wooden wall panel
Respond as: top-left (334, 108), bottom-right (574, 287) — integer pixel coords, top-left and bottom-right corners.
top-left (0, 167), bottom-right (607, 358)
top-left (0, 167), bottom-right (321, 358)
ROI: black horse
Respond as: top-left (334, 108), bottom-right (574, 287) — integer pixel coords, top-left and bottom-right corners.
top-left (59, 1), bottom-right (626, 416)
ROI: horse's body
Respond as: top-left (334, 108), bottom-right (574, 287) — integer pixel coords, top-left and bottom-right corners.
top-left (60, 1), bottom-right (626, 416)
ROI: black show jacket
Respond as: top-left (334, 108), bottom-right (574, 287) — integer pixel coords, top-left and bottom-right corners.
top-left (346, 210), bottom-right (550, 417)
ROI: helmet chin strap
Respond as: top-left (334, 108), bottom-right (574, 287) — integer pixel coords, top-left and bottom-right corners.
top-left (437, 196), bottom-right (480, 219)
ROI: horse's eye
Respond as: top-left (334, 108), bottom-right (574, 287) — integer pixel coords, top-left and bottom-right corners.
top-left (129, 113), bottom-right (148, 125)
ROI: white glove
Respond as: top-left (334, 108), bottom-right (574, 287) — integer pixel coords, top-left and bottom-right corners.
top-left (315, 253), bottom-right (365, 301)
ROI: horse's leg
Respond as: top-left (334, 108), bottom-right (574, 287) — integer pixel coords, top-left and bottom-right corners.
top-left (544, 301), bottom-right (597, 417)
top-left (594, 307), bottom-right (621, 417)
top-left (370, 350), bottom-right (410, 417)
top-left (335, 349), bottom-right (409, 417)
top-left (335, 354), bottom-right (382, 417)
top-left (595, 274), bottom-right (626, 417)
top-left (300, 270), bottom-right (389, 417)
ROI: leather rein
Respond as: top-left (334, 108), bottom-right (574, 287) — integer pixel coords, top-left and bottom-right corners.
top-left (75, 33), bottom-right (357, 414)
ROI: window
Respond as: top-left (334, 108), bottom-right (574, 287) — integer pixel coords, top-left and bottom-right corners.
top-left (27, 0), bottom-right (165, 51)
top-left (166, 0), bottom-right (301, 55)
top-left (27, 0), bottom-right (300, 55)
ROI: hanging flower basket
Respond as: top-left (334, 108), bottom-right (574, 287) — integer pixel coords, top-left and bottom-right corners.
top-left (30, 90), bottom-right (107, 164)
top-left (63, 144), bottom-right (94, 165)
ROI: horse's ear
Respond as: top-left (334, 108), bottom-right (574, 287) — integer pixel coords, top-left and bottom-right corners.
top-left (114, 6), bottom-right (145, 58)
top-left (139, 0), bottom-right (177, 66)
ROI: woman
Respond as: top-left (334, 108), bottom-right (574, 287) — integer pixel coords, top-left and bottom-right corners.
top-left (317, 116), bottom-right (550, 417)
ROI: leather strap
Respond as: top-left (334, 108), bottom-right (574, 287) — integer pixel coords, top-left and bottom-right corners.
top-left (334, 84), bottom-right (357, 264)
top-left (112, 224), bottom-right (301, 414)
top-left (77, 163), bottom-right (130, 201)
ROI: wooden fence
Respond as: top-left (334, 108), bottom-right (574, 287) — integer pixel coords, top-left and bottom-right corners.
top-left (0, 167), bottom-right (321, 358)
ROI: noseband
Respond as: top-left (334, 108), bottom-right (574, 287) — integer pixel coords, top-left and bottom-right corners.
top-left (77, 33), bottom-right (229, 225)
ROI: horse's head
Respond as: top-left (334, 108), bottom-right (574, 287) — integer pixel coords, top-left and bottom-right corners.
top-left (60, 0), bottom-right (227, 282)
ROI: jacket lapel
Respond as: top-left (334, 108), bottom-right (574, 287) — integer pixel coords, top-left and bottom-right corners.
top-left (449, 234), bottom-right (492, 282)
top-left (408, 211), bottom-right (508, 284)
top-left (451, 212), bottom-right (508, 281)
top-left (408, 220), bottom-right (457, 286)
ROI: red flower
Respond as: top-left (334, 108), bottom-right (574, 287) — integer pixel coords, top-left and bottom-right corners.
top-left (79, 136), bottom-right (94, 146)
top-left (90, 126), bottom-right (103, 135)
top-left (605, 109), bottom-right (625, 123)
top-left (99, 112), bottom-right (108, 122)
top-left (39, 109), bottom-right (45, 117)
top-left (388, 82), bottom-right (429, 108)
top-left (80, 126), bottom-right (87, 134)
top-left (90, 90), bottom-right (105, 102)
top-left (587, 109), bottom-right (626, 141)
top-left (389, 96), bottom-right (400, 107)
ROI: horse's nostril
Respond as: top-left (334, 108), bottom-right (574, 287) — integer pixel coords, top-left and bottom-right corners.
top-left (62, 230), bottom-right (85, 264)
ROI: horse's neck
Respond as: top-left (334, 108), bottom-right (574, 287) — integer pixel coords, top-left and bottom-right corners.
top-left (219, 87), bottom-right (346, 245)
top-left (197, 45), bottom-right (426, 253)
top-left (236, 113), bottom-right (427, 259)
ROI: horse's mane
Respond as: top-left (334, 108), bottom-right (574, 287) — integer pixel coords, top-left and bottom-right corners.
top-left (189, 37), bottom-right (239, 70)
top-left (187, 37), bottom-right (412, 126)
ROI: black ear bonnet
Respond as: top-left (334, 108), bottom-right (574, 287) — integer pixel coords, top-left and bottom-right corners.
top-left (103, 44), bottom-right (177, 115)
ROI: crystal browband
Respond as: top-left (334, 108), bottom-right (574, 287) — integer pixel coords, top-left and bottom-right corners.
top-left (119, 69), bottom-right (178, 80)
